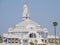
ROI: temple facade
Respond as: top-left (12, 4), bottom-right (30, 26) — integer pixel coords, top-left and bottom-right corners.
top-left (3, 4), bottom-right (60, 45)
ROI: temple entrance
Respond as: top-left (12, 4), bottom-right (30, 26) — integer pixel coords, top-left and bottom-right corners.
top-left (29, 33), bottom-right (36, 38)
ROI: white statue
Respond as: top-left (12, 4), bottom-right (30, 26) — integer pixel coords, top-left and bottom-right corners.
top-left (22, 4), bottom-right (30, 20)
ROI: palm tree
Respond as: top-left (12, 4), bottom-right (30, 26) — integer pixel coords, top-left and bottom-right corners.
top-left (53, 21), bottom-right (58, 44)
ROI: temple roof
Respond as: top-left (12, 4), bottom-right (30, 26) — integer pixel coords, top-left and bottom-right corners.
top-left (8, 4), bottom-right (48, 33)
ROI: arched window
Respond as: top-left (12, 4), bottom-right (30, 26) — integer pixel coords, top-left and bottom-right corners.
top-left (29, 33), bottom-right (36, 38)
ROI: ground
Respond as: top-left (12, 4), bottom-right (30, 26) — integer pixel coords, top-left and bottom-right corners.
top-left (0, 43), bottom-right (20, 45)
top-left (0, 43), bottom-right (60, 45)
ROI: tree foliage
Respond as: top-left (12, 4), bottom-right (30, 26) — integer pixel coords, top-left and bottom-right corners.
top-left (0, 35), bottom-right (3, 43)
top-left (53, 22), bottom-right (58, 27)
top-left (29, 41), bottom-right (34, 45)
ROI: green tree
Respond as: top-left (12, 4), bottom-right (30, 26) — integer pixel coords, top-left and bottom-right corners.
top-left (29, 40), bottom-right (38, 45)
top-left (34, 40), bottom-right (38, 45)
top-left (0, 35), bottom-right (3, 43)
top-left (53, 21), bottom-right (58, 44)
top-left (29, 41), bottom-right (34, 45)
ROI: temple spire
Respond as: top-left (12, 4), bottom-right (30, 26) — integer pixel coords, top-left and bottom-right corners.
top-left (22, 4), bottom-right (30, 21)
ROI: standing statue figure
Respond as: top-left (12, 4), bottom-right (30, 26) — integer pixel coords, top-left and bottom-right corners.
top-left (22, 4), bottom-right (30, 21)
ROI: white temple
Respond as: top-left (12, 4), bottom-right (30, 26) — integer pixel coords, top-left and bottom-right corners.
top-left (3, 4), bottom-right (60, 45)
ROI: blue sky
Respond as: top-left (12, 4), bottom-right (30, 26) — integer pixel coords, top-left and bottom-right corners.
top-left (0, 0), bottom-right (60, 36)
